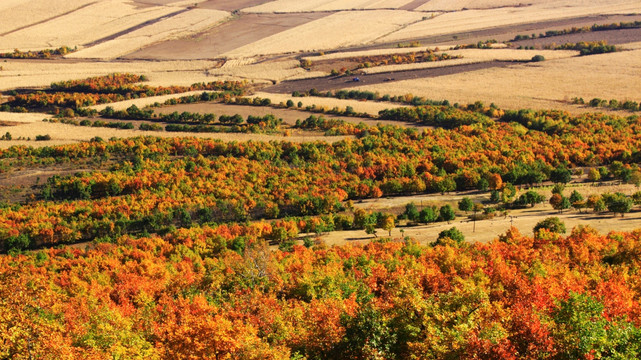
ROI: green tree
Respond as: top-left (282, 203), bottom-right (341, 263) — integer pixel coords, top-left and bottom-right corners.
top-left (418, 207), bottom-right (438, 223)
top-left (458, 197), bottom-right (473, 213)
top-left (518, 190), bottom-right (545, 207)
top-left (553, 292), bottom-right (641, 359)
top-left (439, 204), bottom-right (456, 222)
top-left (605, 193), bottom-right (632, 217)
top-left (569, 190), bottom-right (584, 203)
top-left (533, 217), bottom-right (566, 234)
top-left (551, 166), bottom-right (572, 183)
top-left (403, 202), bottom-right (419, 221)
top-left (436, 226), bottom-right (465, 245)
top-left (336, 307), bottom-right (396, 360)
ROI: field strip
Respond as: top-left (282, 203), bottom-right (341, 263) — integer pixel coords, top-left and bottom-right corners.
top-left (243, 0), bottom-right (418, 13)
top-left (67, 9), bottom-right (231, 60)
top-left (0, 0), bottom-right (178, 53)
top-left (0, 112), bottom-right (52, 124)
top-left (252, 91), bottom-right (402, 115)
top-left (81, 8), bottom-right (191, 48)
top-left (87, 90), bottom-right (206, 112)
top-left (301, 45), bottom-right (451, 62)
top-left (0, 1), bottom-right (99, 37)
top-left (0, 59), bottom-right (219, 90)
top-left (381, 2), bottom-right (641, 43)
top-left (0, 122), bottom-right (348, 149)
top-left (222, 10), bottom-right (426, 58)
top-left (359, 49), bottom-right (578, 74)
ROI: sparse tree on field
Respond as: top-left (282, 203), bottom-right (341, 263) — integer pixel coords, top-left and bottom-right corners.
top-left (458, 197), bottom-right (474, 213)
top-left (534, 217), bottom-right (566, 234)
top-left (588, 168), bottom-right (601, 183)
top-left (381, 215), bottom-right (395, 237)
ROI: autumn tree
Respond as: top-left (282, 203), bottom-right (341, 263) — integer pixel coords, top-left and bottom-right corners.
top-left (381, 214), bottom-right (395, 237)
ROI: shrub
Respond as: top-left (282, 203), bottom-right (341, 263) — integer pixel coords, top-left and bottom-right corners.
top-left (531, 55), bottom-right (545, 62)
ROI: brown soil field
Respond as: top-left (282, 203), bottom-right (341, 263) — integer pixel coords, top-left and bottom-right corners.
top-left (511, 28), bottom-right (641, 48)
top-left (263, 61), bottom-right (513, 94)
top-left (123, 13), bottom-right (327, 60)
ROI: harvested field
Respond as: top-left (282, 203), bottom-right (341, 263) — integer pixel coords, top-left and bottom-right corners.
top-left (380, 3), bottom-right (641, 44)
top-left (124, 13), bottom-right (326, 60)
top-left (222, 10), bottom-right (426, 58)
top-left (399, 0), bottom-right (431, 11)
top-left (301, 46), bottom-right (447, 62)
top-left (153, 102), bottom-right (404, 127)
top-left (359, 48), bottom-right (577, 74)
top-left (0, 0), bottom-right (180, 52)
top-left (88, 91), bottom-right (206, 112)
top-left (207, 60), bottom-right (326, 83)
top-left (511, 28), bottom-right (641, 48)
top-left (0, 59), bottom-right (219, 91)
top-left (416, 0), bottom-right (566, 11)
top-left (263, 61), bottom-right (513, 93)
top-left (350, 49), bottom-right (641, 112)
top-left (0, 0), bottom-right (96, 37)
top-left (252, 92), bottom-right (403, 116)
top-left (0, 121), bottom-right (348, 149)
top-left (196, 0), bottom-right (273, 11)
top-left (0, 112), bottom-right (52, 124)
top-left (67, 8), bottom-right (231, 60)
top-left (244, 0), bottom-right (417, 13)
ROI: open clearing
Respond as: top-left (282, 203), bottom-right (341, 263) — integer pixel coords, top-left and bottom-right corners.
top-left (318, 182), bottom-right (641, 246)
